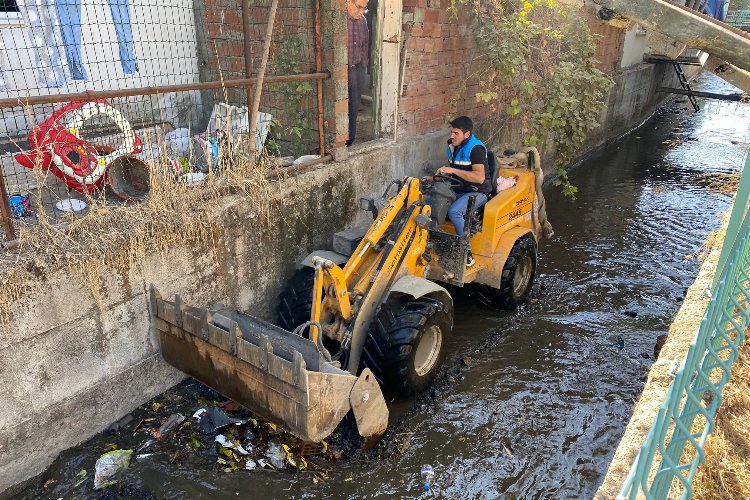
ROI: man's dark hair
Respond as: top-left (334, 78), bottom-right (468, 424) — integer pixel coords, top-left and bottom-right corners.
top-left (449, 116), bottom-right (473, 133)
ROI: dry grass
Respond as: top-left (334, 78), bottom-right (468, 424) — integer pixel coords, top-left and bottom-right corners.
top-left (692, 172), bottom-right (741, 196)
top-left (690, 339), bottom-right (750, 499)
top-left (0, 143), bottom-right (291, 327)
top-left (685, 213), bottom-right (726, 262)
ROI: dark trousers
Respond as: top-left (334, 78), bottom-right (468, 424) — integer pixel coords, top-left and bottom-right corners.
top-left (347, 63), bottom-right (366, 147)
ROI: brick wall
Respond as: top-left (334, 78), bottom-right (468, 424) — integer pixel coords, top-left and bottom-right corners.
top-left (396, 1), bottom-right (627, 140)
top-left (398, 0), bottom-right (488, 137)
top-left (198, 0), bottom-right (326, 153)
top-left (585, 9), bottom-right (627, 74)
top-left (195, 0), bottom-right (627, 151)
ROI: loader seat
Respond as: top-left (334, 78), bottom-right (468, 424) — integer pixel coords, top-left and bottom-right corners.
top-left (488, 150), bottom-right (499, 196)
top-left (470, 150), bottom-right (497, 234)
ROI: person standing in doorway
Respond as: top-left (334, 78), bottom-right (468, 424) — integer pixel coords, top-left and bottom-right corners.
top-left (346, 0), bottom-right (369, 147)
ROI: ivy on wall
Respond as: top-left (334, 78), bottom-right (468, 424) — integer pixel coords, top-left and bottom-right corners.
top-left (268, 35), bottom-right (315, 156)
top-left (450, 0), bottom-right (614, 198)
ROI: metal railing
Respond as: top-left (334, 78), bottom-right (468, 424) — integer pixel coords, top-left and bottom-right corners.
top-left (725, 10), bottom-right (750, 29)
top-left (618, 152), bottom-right (750, 498)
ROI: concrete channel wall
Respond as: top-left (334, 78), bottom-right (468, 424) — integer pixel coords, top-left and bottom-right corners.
top-left (0, 60), bottom-right (697, 493)
top-left (0, 136), bottom-right (443, 494)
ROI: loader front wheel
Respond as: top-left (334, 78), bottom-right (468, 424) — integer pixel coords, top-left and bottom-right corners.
top-left (276, 267), bottom-right (316, 333)
top-left (363, 295), bottom-right (452, 396)
top-left (475, 235), bottom-right (536, 310)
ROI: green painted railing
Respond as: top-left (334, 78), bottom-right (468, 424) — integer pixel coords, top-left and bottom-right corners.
top-left (725, 10), bottom-right (750, 28)
top-left (618, 153), bottom-right (750, 499)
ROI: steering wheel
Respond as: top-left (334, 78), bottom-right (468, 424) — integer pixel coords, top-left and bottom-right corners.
top-left (432, 173), bottom-right (466, 190)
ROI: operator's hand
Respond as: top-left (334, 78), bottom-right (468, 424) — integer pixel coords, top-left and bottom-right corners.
top-left (436, 166), bottom-right (453, 176)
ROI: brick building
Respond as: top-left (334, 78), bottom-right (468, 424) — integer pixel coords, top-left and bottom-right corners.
top-left (191, 0), bottom-right (684, 157)
top-left (0, 0), bottom-right (686, 160)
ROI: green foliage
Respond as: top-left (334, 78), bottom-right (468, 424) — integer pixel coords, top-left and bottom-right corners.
top-left (451, 0), bottom-right (614, 199)
top-left (269, 36), bottom-right (314, 156)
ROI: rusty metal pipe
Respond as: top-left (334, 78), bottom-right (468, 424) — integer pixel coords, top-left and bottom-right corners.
top-left (315, 0), bottom-right (325, 156)
top-left (0, 165), bottom-right (18, 242)
top-left (266, 154), bottom-right (333, 181)
top-left (0, 73), bottom-right (329, 109)
top-left (241, 0), bottom-right (254, 123)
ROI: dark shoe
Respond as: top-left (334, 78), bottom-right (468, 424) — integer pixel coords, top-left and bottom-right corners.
top-left (466, 251), bottom-right (475, 268)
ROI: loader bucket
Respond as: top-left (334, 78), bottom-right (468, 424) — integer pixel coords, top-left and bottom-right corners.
top-left (149, 286), bottom-right (388, 444)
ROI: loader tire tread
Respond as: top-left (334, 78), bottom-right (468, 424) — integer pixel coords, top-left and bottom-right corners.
top-left (276, 267), bottom-right (316, 332)
top-left (362, 295), bottom-right (452, 396)
top-left (475, 235), bottom-right (536, 310)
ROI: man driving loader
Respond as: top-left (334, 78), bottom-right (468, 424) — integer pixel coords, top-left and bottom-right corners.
top-left (433, 116), bottom-right (492, 267)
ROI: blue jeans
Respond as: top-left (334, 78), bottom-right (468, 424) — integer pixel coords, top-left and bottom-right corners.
top-left (448, 192), bottom-right (488, 246)
top-left (346, 63), bottom-right (366, 146)
top-left (56, 0), bottom-right (138, 80)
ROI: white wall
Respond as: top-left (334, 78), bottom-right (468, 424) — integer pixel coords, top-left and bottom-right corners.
top-left (621, 24), bottom-right (648, 69)
top-left (0, 0), bottom-right (201, 136)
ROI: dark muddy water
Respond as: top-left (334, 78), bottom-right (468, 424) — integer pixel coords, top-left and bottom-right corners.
top-left (13, 73), bottom-right (750, 499)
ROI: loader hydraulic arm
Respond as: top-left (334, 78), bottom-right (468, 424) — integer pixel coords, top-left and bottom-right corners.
top-left (306, 177), bottom-right (433, 374)
top-left (309, 256), bottom-right (351, 344)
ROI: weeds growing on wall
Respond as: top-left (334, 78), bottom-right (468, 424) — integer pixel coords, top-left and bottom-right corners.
top-left (0, 142), bottom-right (288, 329)
top-left (268, 36), bottom-right (315, 156)
top-left (450, 0), bottom-right (614, 198)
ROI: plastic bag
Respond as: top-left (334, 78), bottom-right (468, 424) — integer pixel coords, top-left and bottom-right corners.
top-left (496, 175), bottom-right (518, 192)
top-left (94, 449), bottom-right (133, 489)
top-left (265, 440), bottom-right (286, 469)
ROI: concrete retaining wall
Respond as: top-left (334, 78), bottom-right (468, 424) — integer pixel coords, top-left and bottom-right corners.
top-left (0, 57), bottom-right (695, 492)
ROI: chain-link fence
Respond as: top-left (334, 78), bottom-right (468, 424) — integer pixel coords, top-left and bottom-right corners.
top-left (0, 0), bottom-right (326, 239)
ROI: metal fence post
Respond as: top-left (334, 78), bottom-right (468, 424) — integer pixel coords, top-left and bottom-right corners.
top-left (0, 165), bottom-right (18, 243)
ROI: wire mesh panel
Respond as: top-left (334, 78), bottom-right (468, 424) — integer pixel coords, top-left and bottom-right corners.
top-left (0, 0), bottom-right (322, 237)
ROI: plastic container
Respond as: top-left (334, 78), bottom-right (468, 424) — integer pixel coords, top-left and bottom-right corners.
top-left (8, 193), bottom-right (32, 218)
top-left (420, 464), bottom-right (435, 491)
top-left (107, 156), bottom-right (150, 202)
top-left (206, 103), bottom-right (272, 150)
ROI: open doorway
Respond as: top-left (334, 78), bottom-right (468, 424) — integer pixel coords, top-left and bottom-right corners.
top-left (348, 0), bottom-right (400, 145)
top-left (356, 0), bottom-right (378, 143)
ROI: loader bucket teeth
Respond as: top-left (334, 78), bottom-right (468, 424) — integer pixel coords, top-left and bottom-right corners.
top-left (350, 368), bottom-right (389, 449)
top-left (151, 287), bottom-right (388, 443)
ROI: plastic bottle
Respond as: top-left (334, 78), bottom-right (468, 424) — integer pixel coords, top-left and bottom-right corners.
top-left (420, 464), bottom-right (435, 491)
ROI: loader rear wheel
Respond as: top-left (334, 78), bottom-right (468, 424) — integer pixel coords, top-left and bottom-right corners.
top-left (363, 295), bottom-right (452, 396)
top-left (475, 236), bottom-right (537, 310)
top-left (276, 267), bottom-right (316, 333)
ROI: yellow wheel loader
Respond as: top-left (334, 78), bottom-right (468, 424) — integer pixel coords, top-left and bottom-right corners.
top-left (150, 147), bottom-right (552, 446)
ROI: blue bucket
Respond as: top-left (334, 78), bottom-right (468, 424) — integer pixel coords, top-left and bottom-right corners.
top-left (8, 193), bottom-right (32, 218)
